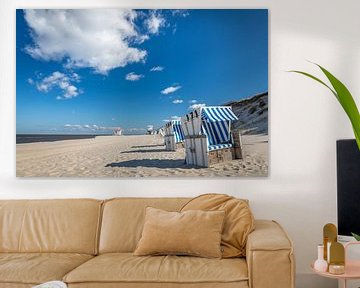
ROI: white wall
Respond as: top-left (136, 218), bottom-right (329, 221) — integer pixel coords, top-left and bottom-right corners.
top-left (1, 0), bottom-right (359, 287)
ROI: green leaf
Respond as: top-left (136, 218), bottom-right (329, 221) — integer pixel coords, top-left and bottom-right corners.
top-left (351, 232), bottom-right (360, 241)
top-left (288, 70), bottom-right (337, 99)
top-left (316, 65), bottom-right (360, 150)
top-left (289, 64), bottom-right (360, 150)
top-left (353, 127), bottom-right (360, 150)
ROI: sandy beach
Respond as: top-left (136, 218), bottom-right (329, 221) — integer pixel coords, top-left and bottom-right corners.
top-left (16, 134), bottom-right (268, 177)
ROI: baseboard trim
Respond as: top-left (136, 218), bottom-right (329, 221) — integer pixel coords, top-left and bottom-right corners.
top-left (296, 273), bottom-right (337, 288)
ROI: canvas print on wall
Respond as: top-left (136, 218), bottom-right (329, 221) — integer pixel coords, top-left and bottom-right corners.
top-left (16, 9), bottom-right (268, 177)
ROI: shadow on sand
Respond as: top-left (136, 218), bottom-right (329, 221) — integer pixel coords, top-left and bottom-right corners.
top-left (121, 149), bottom-right (167, 154)
top-left (131, 144), bottom-right (164, 148)
top-left (105, 159), bottom-right (201, 169)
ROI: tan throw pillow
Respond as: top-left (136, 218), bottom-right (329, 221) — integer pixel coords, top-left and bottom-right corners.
top-left (134, 207), bottom-right (225, 258)
top-left (181, 194), bottom-right (254, 258)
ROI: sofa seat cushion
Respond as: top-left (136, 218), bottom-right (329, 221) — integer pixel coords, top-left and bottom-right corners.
top-left (64, 253), bottom-right (248, 285)
top-left (0, 253), bottom-right (93, 285)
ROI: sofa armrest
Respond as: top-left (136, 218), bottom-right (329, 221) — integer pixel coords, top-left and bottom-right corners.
top-left (246, 220), bottom-right (295, 288)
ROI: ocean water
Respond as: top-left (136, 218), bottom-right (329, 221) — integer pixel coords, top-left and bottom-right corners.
top-left (16, 134), bottom-right (100, 144)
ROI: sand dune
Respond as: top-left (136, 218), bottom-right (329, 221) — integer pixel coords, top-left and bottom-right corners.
top-left (16, 134), bottom-right (268, 177)
top-left (228, 92), bottom-right (268, 135)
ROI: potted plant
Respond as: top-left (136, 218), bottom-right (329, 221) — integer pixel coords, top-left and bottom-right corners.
top-left (291, 63), bottom-right (360, 241)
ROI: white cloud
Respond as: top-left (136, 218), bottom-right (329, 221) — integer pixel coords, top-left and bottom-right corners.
top-left (36, 71), bottom-right (64, 92)
top-left (172, 99), bottom-right (183, 104)
top-left (64, 124), bottom-right (82, 129)
top-left (125, 72), bottom-right (144, 81)
top-left (145, 11), bottom-right (165, 34)
top-left (189, 99), bottom-right (197, 104)
top-left (171, 10), bottom-right (190, 17)
top-left (27, 78), bottom-right (34, 85)
top-left (150, 66), bottom-right (164, 72)
top-left (64, 124), bottom-right (121, 131)
top-left (64, 85), bottom-right (79, 98)
top-left (35, 71), bottom-right (81, 100)
top-left (161, 85), bottom-right (181, 95)
top-left (98, 126), bottom-right (121, 131)
top-left (163, 116), bottom-right (181, 123)
top-left (147, 125), bottom-right (154, 131)
top-left (189, 103), bottom-right (206, 110)
top-left (127, 127), bottom-right (146, 131)
top-left (137, 35), bottom-right (150, 43)
top-left (24, 9), bottom-right (149, 74)
top-left (72, 72), bottom-right (81, 82)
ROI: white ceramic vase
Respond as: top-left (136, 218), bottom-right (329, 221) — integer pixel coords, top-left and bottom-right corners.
top-left (314, 244), bottom-right (328, 272)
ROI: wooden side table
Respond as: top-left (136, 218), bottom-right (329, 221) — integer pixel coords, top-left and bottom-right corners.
top-left (311, 242), bottom-right (360, 288)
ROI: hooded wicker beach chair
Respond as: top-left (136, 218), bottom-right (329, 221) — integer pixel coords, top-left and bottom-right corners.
top-left (164, 120), bottom-right (185, 151)
top-left (181, 106), bottom-right (240, 167)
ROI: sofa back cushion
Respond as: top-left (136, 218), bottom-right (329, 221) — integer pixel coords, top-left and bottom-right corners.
top-left (181, 194), bottom-right (254, 258)
top-left (0, 199), bottom-right (102, 254)
top-left (99, 198), bottom-right (189, 253)
top-left (134, 207), bottom-right (225, 258)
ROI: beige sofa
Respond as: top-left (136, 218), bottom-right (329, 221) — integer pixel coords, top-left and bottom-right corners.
top-left (0, 198), bottom-right (295, 288)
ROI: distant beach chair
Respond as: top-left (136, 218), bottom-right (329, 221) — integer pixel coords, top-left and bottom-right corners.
top-left (158, 127), bottom-right (165, 137)
top-left (181, 106), bottom-right (242, 167)
top-left (112, 128), bottom-right (123, 136)
top-left (164, 120), bottom-right (185, 151)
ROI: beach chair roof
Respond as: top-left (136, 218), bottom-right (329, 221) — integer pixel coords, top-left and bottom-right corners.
top-left (201, 106), bottom-right (238, 122)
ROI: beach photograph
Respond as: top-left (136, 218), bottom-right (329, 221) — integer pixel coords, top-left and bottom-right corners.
top-left (16, 9), bottom-right (268, 177)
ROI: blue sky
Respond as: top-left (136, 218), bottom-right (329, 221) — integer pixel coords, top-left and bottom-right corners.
top-left (16, 9), bottom-right (268, 134)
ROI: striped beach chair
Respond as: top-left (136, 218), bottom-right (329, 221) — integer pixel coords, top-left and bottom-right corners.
top-left (164, 120), bottom-right (185, 151)
top-left (181, 106), bottom-right (240, 167)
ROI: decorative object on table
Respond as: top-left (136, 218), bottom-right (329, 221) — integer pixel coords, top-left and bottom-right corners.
top-left (32, 281), bottom-right (67, 288)
top-left (323, 223), bottom-right (337, 262)
top-left (290, 63), bottom-right (360, 150)
top-left (328, 264), bottom-right (345, 275)
top-left (329, 242), bottom-right (345, 275)
top-left (320, 223), bottom-right (346, 275)
top-left (312, 227), bottom-right (360, 288)
top-left (314, 244), bottom-right (328, 272)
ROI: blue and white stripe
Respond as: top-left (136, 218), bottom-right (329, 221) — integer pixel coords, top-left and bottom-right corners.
top-left (208, 143), bottom-right (233, 151)
top-left (172, 120), bottom-right (185, 143)
top-left (201, 107), bottom-right (238, 122)
top-left (199, 106), bottom-right (237, 152)
top-left (201, 120), bottom-right (230, 145)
